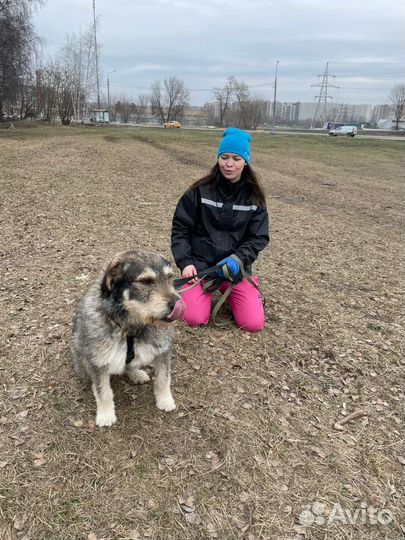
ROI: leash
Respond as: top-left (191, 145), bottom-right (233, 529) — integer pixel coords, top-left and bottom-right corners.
top-left (173, 255), bottom-right (265, 326)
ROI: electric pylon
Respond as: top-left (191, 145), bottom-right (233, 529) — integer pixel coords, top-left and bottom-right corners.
top-left (310, 62), bottom-right (340, 128)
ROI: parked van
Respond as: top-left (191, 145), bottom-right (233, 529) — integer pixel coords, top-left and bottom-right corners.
top-left (329, 125), bottom-right (357, 137)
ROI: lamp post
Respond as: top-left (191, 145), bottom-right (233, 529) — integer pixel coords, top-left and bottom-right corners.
top-left (271, 60), bottom-right (279, 134)
top-left (107, 70), bottom-right (116, 121)
top-left (93, 0), bottom-right (100, 109)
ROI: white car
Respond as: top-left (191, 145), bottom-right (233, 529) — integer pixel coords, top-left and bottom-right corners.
top-left (329, 125), bottom-right (357, 137)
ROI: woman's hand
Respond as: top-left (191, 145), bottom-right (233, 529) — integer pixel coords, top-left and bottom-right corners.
top-left (182, 264), bottom-right (198, 283)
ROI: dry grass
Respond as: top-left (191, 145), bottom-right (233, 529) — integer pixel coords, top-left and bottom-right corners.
top-left (0, 124), bottom-right (403, 540)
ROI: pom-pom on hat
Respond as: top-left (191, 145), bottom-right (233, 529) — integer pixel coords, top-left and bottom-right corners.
top-left (217, 127), bottom-right (252, 163)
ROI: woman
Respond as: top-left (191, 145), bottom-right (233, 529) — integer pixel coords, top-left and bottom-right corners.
top-left (171, 127), bottom-right (269, 332)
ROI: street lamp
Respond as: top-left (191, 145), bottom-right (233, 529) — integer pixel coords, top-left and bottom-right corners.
top-left (107, 70), bottom-right (116, 112)
top-left (93, 0), bottom-right (100, 109)
top-left (271, 60), bottom-right (279, 134)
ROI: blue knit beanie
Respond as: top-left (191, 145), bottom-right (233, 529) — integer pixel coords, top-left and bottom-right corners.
top-left (217, 127), bottom-right (251, 163)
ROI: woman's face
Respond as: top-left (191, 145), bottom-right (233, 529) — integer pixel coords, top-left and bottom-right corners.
top-left (218, 153), bottom-right (246, 182)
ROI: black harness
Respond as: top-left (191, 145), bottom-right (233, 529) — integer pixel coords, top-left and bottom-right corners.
top-left (126, 335), bottom-right (135, 364)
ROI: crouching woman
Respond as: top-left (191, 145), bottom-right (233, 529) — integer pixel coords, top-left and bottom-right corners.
top-left (171, 128), bottom-right (269, 332)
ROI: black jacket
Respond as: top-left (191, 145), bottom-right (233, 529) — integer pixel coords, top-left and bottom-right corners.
top-left (171, 175), bottom-right (269, 273)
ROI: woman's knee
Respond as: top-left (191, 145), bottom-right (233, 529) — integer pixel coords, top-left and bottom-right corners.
top-left (182, 310), bottom-right (210, 327)
top-left (181, 285), bottom-right (211, 326)
top-left (236, 315), bottom-right (265, 333)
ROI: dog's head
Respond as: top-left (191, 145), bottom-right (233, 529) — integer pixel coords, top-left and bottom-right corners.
top-left (101, 250), bottom-right (181, 326)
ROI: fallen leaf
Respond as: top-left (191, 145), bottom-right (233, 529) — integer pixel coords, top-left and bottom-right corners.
top-left (185, 512), bottom-right (200, 524)
top-left (239, 491), bottom-right (250, 503)
top-left (13, 515), bottom-right (27, 531)
top-left (335, 409), bottom-right (366, 426)
top-left (179, 494), bottom-right (196, 514)
top-left (235, 519), bottom-right (249, 532)
top-left (146, 499), bottom-right (158, 511)
top-left (310, 446), bottom-right (326, 459)
top-left (206, 523), bottom-right (218, 538)
top-left (205, 451), bottom-right (220, 468)
top-left (181, 504), bottom-right (194, 513)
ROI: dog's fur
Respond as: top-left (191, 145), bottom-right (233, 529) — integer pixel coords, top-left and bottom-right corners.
top-left (70, 250), bottom-right (180, 427)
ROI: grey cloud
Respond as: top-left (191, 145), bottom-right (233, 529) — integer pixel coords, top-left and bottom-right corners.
top-left (33, 0), bottom-right (404, 105)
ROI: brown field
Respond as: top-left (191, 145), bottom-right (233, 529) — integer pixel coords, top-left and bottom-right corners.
top-left (0, 125), bottom-right (404, 540)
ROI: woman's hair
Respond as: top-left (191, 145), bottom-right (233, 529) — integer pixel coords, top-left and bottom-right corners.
top-left (189, 163), bottom-right (266, 207)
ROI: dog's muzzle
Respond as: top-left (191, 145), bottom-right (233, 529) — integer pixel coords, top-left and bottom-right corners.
top-left (164, 299), bottom-right (186, 322)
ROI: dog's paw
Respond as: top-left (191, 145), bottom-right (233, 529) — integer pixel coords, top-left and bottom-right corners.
top-left (129, 369), bottom-right (150, 385)
top-left (156, 394), bottom-right (176, 412)
top-left (96, 408), bottom-right (117, 427)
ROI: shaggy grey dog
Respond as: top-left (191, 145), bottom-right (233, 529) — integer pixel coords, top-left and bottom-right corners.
top-left (71, 250), bottom-right (183, 427)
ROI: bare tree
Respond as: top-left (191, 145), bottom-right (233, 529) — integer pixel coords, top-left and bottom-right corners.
top-left (228, 79), bottom-right (267, 129)
top-left (202, 102), bottom-right (217, 126)
top-left (55, 68), bottom-right (74, 125)
top-left (115, 97), bottom-right (134, 123)
top-left (246, 94), bottom-right (267, 129)
top-left (150, 77), bottom-right (189, 123)
top-left (59, 25), bottom-right (98, 121)
top-left (133, 93), bottom-right (149, 123)
top-left (0, 0), bottom-right (43, 120)
top-left (19, 72), bottom-right (37, 118)
top-left (212, 76), bottom-right (235, 127)
top-left (36, 61), bottom-right (75, 124)
top-left (389, 84), bottom-right (405, 130)
top-left (37, 64), bottom-right (58, 121)
top-left (35, 23), bottom-right (100, 124)
top-left (232, 79), bottom-right (251, 129)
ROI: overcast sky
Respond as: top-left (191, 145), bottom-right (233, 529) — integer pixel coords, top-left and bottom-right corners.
top-left (33, 0), bottom-right (404, 106)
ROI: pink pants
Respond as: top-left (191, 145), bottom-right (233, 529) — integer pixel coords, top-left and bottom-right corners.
top-left (181, 276), bottom-right (265, 333)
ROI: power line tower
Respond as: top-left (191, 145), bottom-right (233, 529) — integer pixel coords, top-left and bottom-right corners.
top-left (334, 101), bottom-right (348, 123)
top-left (310, 62), bottom-right (340, 128)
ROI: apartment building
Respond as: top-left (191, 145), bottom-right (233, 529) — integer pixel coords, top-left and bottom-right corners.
top-left (273, 101), bottom-right (394, 124)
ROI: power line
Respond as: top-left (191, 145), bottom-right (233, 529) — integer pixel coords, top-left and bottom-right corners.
top-left (338, 87), bottom-right (393, 91)
top-left (109, 80), bottom-right (402, 94)
top-left (109, 81), bottom-right (276, 92)
top-left (333, 72), bottom-right (404, 77)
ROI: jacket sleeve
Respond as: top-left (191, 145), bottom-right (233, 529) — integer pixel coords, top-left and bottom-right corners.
top-left (171, 189), bottom-right (198, 271)
top-left (234, 206), bottom-right (269, 267)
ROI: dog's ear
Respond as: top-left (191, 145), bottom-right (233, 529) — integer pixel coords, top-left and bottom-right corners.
top-left (101, 256), bottom-right (128, 296)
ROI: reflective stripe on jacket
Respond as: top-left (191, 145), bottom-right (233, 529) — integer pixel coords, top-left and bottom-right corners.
top-left (171, 175), bottom-right (269, 273)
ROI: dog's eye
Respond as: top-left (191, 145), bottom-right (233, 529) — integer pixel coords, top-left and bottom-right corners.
top-left (137, 278), bottom-right (155, 285)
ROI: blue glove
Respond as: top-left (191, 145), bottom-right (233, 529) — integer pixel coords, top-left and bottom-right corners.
top-left (216, 256), bottom-right (241, 279)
